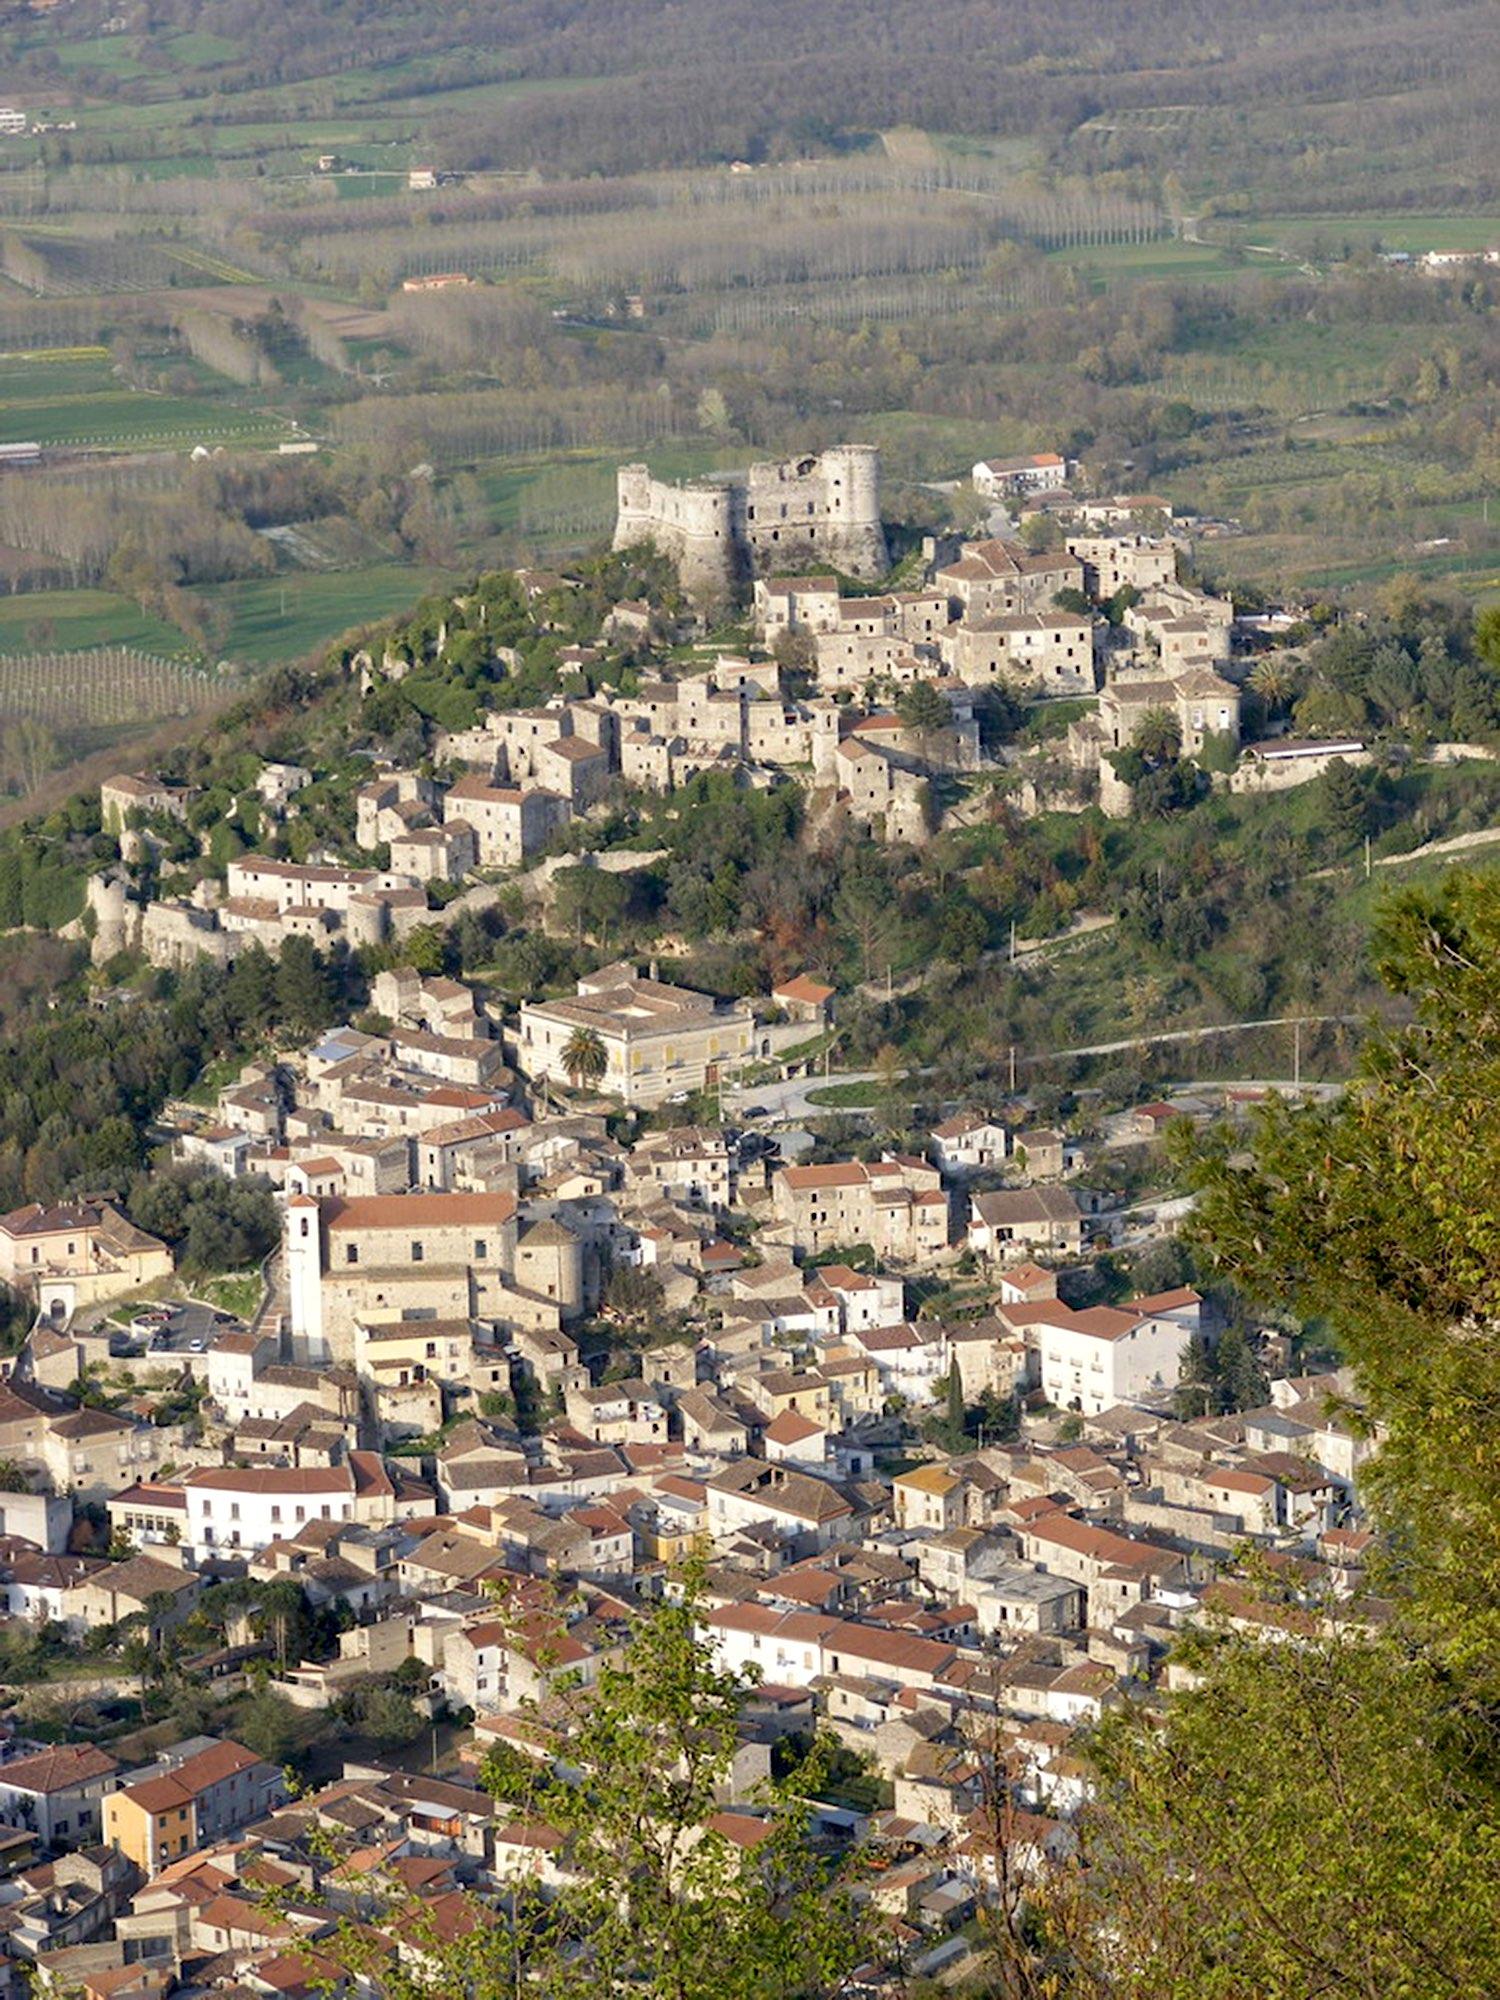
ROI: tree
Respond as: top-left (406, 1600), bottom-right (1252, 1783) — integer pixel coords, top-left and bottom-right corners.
top-left (896, 679), bottom-right (950, 764)
top-left (1130, 706), bottom-right (1182, 764)
top-left (560, 1025), bottom-right (607, 1090)
top-left (1172, 1328), bottom-right (1215, 1419)
top-left (553, 866), bottom-right (631, 946)
top-left (318, 1584), bottom-right (870, 1998)
top-left (490, 1583), bottom-right (867, 1998)
top-left (1057, 1614), bottom-right (1500, 2000)
top-left (1247, 653), bottom-right (1299, 716)
top-left (603, 1264), bottom-right (665, 1326)
top-left (1176, 868), bottom-right (1500, 1685)
top-left (236, 1687), bottom-right (303, 1763)
top-left (1213, 1321), bottom-right (1268, 1411)
top-left (1038, 869), bottom-right (1500, 1998)
top-left (1320, 755), bottom-right (1371, 845)
top-left (1476, 601), bottom-right (1500, 674)
top-left (127, 1168), bottom-right (277, 1277)
top-left (275, 934), bottom-right (339, 1035)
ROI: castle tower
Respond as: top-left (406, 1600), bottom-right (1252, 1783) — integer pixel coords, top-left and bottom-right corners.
top-left (817, 444), bottom-right (888, 578)
top-left (614, 446), bottom-right (887, 599)
top-left (86, 873), bottom-right (132, 965)
top-left (613, 464), bottom-right (656, 552)
top-left (285, 1194), bottom-right (328, 1365)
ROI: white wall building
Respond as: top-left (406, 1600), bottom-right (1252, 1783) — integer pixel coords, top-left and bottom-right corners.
top-left (179, 1466), bottom-right (357, 1564)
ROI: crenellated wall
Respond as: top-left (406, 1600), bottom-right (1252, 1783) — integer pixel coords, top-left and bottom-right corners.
top-left (615, 446), bottom-right (888, 596)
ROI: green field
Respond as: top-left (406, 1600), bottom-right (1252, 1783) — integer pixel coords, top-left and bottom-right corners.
top-left (0, 590), bottom-right (185, 653)
top-left (1055, 239), bottom-right (1283, 284)
top-left (1251, 213), bottom-right (1500, 254)
top-left (0, 350), bottom-right (294, 451)
top-left (195, 562), bottom-right (456, 664)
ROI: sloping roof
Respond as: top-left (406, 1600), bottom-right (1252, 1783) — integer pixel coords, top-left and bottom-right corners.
top-left (82, 1553), bottom-right (198, 1603)
top-left (0, 1743), bottom-right (117, 1795)
top-left (324, 1190), bottom-right (519, 1231)
top-left (773, 975), bottom-right (835, 1005)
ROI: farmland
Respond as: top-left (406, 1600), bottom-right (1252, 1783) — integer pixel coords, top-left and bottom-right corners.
top-left (0, 349), bottom-right (297, 451)
top-left (0, 0), bottom-right (1486, 759)
top-left (0, 646), bottom-right (227, 728)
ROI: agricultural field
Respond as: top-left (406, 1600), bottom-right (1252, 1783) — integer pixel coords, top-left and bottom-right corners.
top-left (192, 563), bottom-right (458, 665)
top-left (0, 646), bottom-right (227, 728)
top-left (0, 589), bottom-right (185, 654)
top-left (1249, 214), bottom-right (1500, 256)
top-left (0, 0), bottom-right (1489, 707)
top-left (0, 349), bottom-right (295, 451)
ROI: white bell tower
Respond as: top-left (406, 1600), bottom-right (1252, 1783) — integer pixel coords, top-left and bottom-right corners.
top-left (284, 1194), bottom-right (327, 1365)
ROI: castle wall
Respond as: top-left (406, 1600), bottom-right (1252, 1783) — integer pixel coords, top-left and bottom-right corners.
top-left (615, 447), bottom-right (888, 598)
top-left (743, 446), bottom-right (887, 581)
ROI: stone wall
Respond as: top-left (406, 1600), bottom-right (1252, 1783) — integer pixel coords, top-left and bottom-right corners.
top-left (615, 447), bottom-right (888, 597)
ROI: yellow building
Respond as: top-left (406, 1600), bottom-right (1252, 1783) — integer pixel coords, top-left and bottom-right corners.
top-left (104, 1773), bottom-right (198, 1875)
top-left (0, 1200), bottom-right (173, 1315)
top-left (892, 1464), bottom-right (965, 1532)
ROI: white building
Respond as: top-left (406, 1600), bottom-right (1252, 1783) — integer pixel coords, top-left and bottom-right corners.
top-left (1030, 1288), bottom-right (1200, 1416)
top-left (971, 453), bottom-right (1072, 498)
top-left (179, 1466), bottom-right (357, 1564)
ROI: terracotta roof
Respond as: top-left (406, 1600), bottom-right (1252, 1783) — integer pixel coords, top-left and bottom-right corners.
top-left (0, 1743), bottom-right (117, 1794)
top-left (765, 1411), bottom-right (824, 1445)
top-left (773, 975), bottom-right (835, 1005)
top-left (324, 1190), bottom-right (518, 1231)
top-left (182, 1467), bottom-right (354, 1495)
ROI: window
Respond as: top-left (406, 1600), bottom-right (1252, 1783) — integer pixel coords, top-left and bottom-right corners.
top-left (474, 1240), bottom-right (487, 1260)
top-left (346, 1244), bottom-right (358, 1265)
top-left (411, 1241), bottom-right (424, 1263)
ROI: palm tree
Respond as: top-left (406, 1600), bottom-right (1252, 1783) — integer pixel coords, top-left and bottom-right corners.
top-left (561, 1026), bottom-right (608, 1092)
top-left (1131, 706), bottom-right (1183, 764)
top-left (1248, 655), bottom-right (1299, 718)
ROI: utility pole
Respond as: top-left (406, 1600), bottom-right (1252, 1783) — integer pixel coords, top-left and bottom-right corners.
top-left (1293, 1018), bottom-right (1301, 1090)
top-left (1009, 1044), bottom-right (1017, 1094)
top-left (1364, 833), bottom-right (1371, 878)
top-left (1009, 920), bottom-right (1016, 965)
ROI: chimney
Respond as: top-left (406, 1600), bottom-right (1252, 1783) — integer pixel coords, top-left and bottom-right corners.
top-left (649, 958), bottom-right (659, 982)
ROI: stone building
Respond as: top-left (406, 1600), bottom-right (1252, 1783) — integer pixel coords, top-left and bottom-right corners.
top-left (614, 447), bottom-right (888, 597)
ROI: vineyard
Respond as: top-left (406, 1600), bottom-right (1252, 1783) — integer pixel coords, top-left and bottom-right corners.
top-left (0, 646), bottom-right (227, 727)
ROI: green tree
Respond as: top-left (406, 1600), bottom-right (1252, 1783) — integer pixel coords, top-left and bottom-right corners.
top-left (603, 1263), bottom-right (665, 1327)
top-left (1130, 706), bottom-right (1182, 764)
top-left (236, 1687), bottom-right (303, 1763)
top-left (560, 1025), bottom-right (607, 1090)
top-left (1035, 870), bottom-right (1500, 1999)
top-left (1176, 867), bottom-right (1500, 1685)
top-left (275, 934), bottom-right (338, 1035)
top-left (1057, 1616), bottom-right (1500, 2000)
top-left (1247, 653), bottom-right (1299, 716)
top-left (896, 679), bottom-right (950, 759)
top-left (498, 1585), bottom-right (867, 1998)
top-left (1319, 755), bottom-right (1370, 844)
top-left (554, 866), bottom-right (631, 946)
top-left (320, 1586), bottom-right (869, 1999)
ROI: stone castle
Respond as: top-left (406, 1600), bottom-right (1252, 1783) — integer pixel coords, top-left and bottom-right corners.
top-left (613, 445), bottom-right (888, 597)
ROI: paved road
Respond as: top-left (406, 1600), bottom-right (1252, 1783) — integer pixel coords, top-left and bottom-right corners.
top-left (737, 1070), bottom-right (880, 1122)
top-left (1017, 1013), bottom-right (1364, 1067)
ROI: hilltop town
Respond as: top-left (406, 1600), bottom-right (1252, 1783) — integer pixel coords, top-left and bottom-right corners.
top-left (0, 442), bottom-right (1413, 1992)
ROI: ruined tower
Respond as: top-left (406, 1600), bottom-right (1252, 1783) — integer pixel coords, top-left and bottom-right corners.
top-left (614, 446), bottom-right (888, 599)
